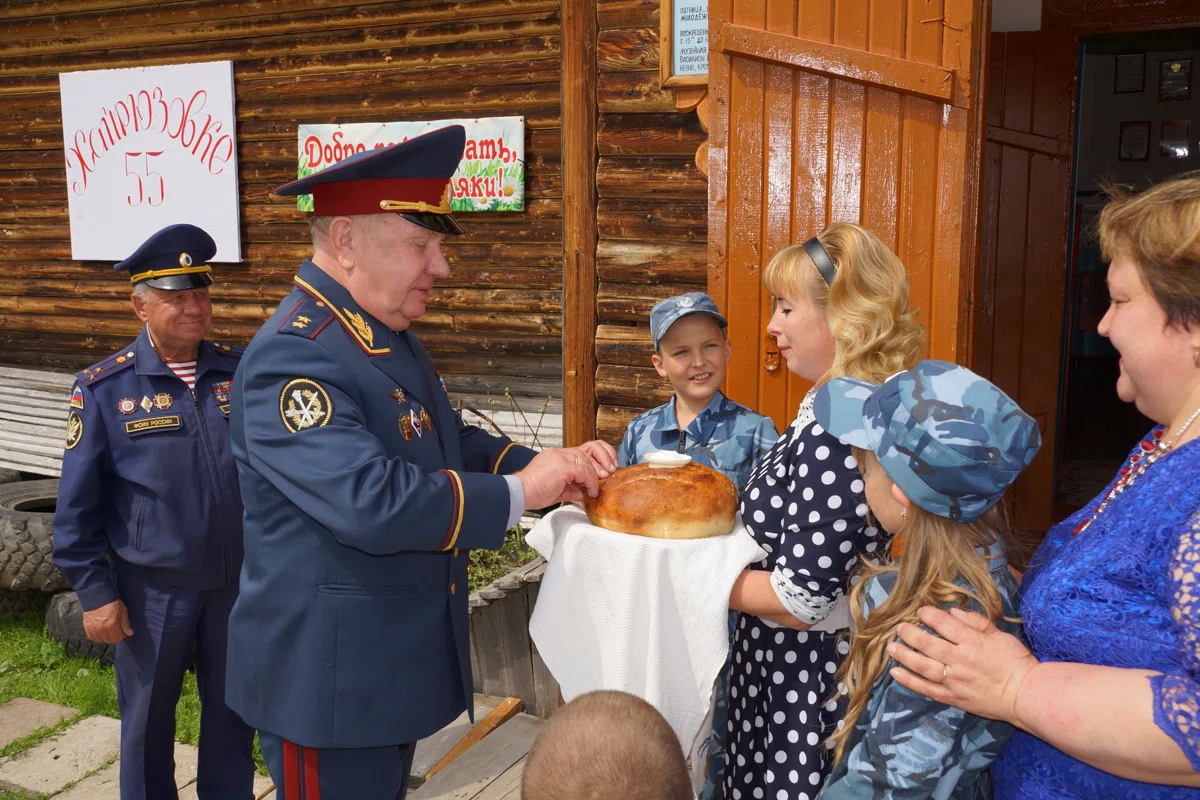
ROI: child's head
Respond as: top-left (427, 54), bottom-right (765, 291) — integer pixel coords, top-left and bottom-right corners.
top-left (813, 360), bottom-right (1041, 764)
top-left (521, 690), bottom-right (692, 800)
top-left (763, 222), bottom-right (924, 384)
top-left (649, 292), bottom-right (731, 407)
top-left (815, 359), bottom-right (1042, 528)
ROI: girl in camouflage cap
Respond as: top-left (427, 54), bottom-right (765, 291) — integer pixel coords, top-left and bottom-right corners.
top-left (813, 360), bottom-right (1042, 798)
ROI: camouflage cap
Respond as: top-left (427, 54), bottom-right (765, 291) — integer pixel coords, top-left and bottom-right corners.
top-left (649, 292), bottom-right (728, 351)
top-left (813, 360), bottom-right (1042, 522)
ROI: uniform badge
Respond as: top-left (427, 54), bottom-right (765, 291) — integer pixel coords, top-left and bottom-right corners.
top-left (152, 393), bottom-right (173, 410)
top-left (419, 407), bottom-right (433, 432)
top-left (211, 380), bottom-right (231, 403)
top-left (410, 408), bottom-right (423, 438)
top-left (280, 378), bottom-right (333, 433)
top-left (118, 398), bottom-right (137, 415)
top-left (390, 387), bottom-right (406, 404)
top-left (140, 396), bottom-right (153, 413)
top-left (399, 414), bottom-right (414, 441)
top-left (65, 411), bottom-right (83, 450)
top-left (70, 385), bottom-right (84, 410)
top-left (436, 371), bottom-right (449, 396)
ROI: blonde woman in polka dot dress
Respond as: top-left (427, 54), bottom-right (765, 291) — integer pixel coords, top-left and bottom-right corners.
top-left (720, 224), bottom-right (923, 800)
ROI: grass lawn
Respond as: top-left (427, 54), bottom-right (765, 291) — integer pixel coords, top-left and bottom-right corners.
top-left (0, 528), bottom-right (535, 798)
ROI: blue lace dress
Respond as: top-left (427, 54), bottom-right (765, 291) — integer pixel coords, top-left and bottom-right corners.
top-left (991, 431), bottom-right (1200, 798)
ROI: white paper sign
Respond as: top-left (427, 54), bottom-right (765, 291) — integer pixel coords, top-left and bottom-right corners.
top-left (59, 61), bottom-right (241, 262)
top-left (297, 116), bottom-right (525, 213)
top-left (673, 2), bottom-right (708, 77)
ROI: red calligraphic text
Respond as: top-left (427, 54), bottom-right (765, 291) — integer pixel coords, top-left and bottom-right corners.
top-left (64, 86), bottom-right (235, 195)
top-left (302, 130), bottom-right (371, 170)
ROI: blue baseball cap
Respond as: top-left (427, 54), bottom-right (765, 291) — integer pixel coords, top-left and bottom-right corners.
top-left (813, 360), bottom-right (1042, 522)
top-left (115, 224), bottom-right (216, 291)
top-left (650, 292), bottom-right (728, 351)
top-left (276, 125), bottom-right (466, 235)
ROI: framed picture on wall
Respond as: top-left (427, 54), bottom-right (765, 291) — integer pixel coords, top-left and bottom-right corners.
top-left (1159, 58), bottom-right (1192, 101)
top-left (659, 0), bottom-right (708, 88)
top-left (1114, 53), bottom-right (1145, 93)
top-left (1160, 120), bottom-right (1191, 158)
top-left (1118, 121), bottom-right (1150, 161)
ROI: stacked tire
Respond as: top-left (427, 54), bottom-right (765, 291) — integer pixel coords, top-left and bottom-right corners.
top-left (0, 477), bottom-right (116, 666)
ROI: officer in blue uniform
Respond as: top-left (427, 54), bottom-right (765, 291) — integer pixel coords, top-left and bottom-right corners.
top-left (53, 224), bottom-right (255, 800)
top-left (226, 125), bottom-right (618, 799)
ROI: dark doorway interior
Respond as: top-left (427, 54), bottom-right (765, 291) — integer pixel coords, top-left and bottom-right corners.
top-left (1056, 29), bottom-right (1200, 517)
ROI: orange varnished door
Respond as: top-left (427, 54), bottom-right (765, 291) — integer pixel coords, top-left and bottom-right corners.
top-left (708, 0), bottom-right (990, 432)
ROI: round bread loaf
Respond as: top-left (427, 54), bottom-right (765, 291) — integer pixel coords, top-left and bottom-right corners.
top-left (581, 460), bottom-right (738, 539)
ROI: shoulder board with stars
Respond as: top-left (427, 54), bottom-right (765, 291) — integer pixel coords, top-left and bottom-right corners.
top-left (211, 341), bottom-right (245, 359)
top-left (275, 296), bottom-right (335, 341)
top-left (77, 349), bottom-right (136, 385)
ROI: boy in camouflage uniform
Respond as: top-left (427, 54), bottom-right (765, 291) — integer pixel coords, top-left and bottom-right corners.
top-left (813, 360), bottom-right (1041, 799)
top-left (618, 291), bottom-right (778, 797)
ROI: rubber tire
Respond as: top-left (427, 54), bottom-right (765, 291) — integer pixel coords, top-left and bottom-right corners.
top-left (45, 591), bottom-right (116, 666)
top-left (0, 468), bottom-right (20, 485)
top-left (0, 479), bottom-right (69, 592)
top-left (0, 588), bottom-right (50, 620)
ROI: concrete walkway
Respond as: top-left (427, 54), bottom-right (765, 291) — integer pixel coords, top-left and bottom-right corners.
top-left (0, 697), bottom-right (541, 799)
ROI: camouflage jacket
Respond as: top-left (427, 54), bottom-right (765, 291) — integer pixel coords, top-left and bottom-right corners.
top-left (819, 547), bottom-right (1023, 800)
top-left (617, 391), bottom-right (779, 492)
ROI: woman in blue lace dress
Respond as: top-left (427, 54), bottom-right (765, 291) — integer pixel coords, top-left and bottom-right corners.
top-left (883, 171), bottom-right (1200, 797)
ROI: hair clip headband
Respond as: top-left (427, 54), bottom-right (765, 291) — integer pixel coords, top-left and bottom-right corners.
top-left (802, 237), bottom-right (837, 286)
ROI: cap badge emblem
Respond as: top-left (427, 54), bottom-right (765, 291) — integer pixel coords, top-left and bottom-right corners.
top-left (679, 296), bottom-right (694, 308)
top-left (179, 253), bottom-right (193, 267)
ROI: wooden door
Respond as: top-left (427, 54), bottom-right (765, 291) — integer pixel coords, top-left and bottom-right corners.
top-left (973, 29), bottom-right (1075, 533)
top-left (708, 0), bottom-right (989, 432)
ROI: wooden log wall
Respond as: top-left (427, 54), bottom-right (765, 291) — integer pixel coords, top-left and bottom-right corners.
top-left (593, 0), bottom-right (709, 445)
top-left (0, 0), bottom-right (564, 409)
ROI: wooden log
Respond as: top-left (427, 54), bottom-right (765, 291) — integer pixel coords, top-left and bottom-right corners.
top-left (562, 0), bottom-right (599, 446)
top-left (442, 372), bottom-right (561, 399)
top-left (597, 404), bottom-right (647, 444)
top-left (597, 0), bottom-right (659, 30)
top-left (595, 323), bottom-right (654, 366)
top-left (598, 70), bottom-right (676, 113)
top-left (1, 3), bottom-right (562, 59)
top-left (596, 240), bottom-right (708, 283)
top-left (597, 155), bottom-right (707, 198)
top-left (598, 112), bottom-right (708, 156)
top-left (0, 295), bottom-right (278, 322)
top-left (595, 363), bottom-right (673, 407)
top-left (596, 199), bottom-right (707, 242)
top-left (597, 28), bottom-right (659, 72)
top-left (432, 353), bottom-right (562, 380)
top-left (596, 280), bottom-right (705, 323)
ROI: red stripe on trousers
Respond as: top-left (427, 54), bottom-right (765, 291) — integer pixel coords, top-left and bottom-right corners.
top-left (284, 740), bottom-right (300, 799)
top-left (304, 746), bottom-right (321, 799)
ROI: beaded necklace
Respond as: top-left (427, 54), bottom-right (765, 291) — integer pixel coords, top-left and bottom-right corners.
top-left (1074, 405), bottom-right (1200, 535)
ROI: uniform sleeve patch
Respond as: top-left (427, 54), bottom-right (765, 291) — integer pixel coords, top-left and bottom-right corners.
top-left (65, 411), bottom-right (83, 449)
top-left (70, 385), bottom-right (84, 410)
top-left (279, 378), bottom-right (333, 433)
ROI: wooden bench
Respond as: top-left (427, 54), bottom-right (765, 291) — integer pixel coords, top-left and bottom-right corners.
top-left (0, 366), bottom-right (73, 477)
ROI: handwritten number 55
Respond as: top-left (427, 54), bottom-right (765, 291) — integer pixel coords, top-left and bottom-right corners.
top-left (124, 152), bottom-right (165, 207)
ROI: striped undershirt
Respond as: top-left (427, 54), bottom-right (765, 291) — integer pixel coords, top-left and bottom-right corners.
top-left (163, 358), bottom-right (197, 390)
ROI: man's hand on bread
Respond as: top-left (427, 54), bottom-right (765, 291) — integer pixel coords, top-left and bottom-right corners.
top-left (517, 441), bottom-right (616, 509)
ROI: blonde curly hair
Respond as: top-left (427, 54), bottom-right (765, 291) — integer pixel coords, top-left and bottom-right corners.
top-left (762, 222), bottom-right (925, 383)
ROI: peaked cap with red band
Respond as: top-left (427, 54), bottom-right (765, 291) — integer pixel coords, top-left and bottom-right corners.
top-left (275, 124), bottom-right (466, 236)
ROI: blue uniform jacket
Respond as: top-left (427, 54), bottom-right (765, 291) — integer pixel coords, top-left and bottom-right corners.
top-left (225, 260), bottom-right (537, 749)
top-left (53, 329), bottom-right (245, 612)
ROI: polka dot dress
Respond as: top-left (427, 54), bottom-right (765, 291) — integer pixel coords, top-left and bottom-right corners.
top-left (723, 392), bottom-right (877, 800)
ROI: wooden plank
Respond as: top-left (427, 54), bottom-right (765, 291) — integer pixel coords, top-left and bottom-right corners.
top-left (985, 124), bottom-right (1070, 159)
top-left (408, 714), bottom-right (542, 800)
top-left (525, 581), bottom-right (561, 718)
top-left (712, 22), bottom-right (959, 106)
top-left (472, 758), bottom-right (525, 800)
top-left (469, 585), bottom-right (538, 713)
top-left (597, 404), bottom-right (643, 444)
top-left (0, 367), bottom-right (75, 387)
top-left (562, 0), bottom-right (599, 447)
top-left (595, 364), bottom-right (673, 407)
